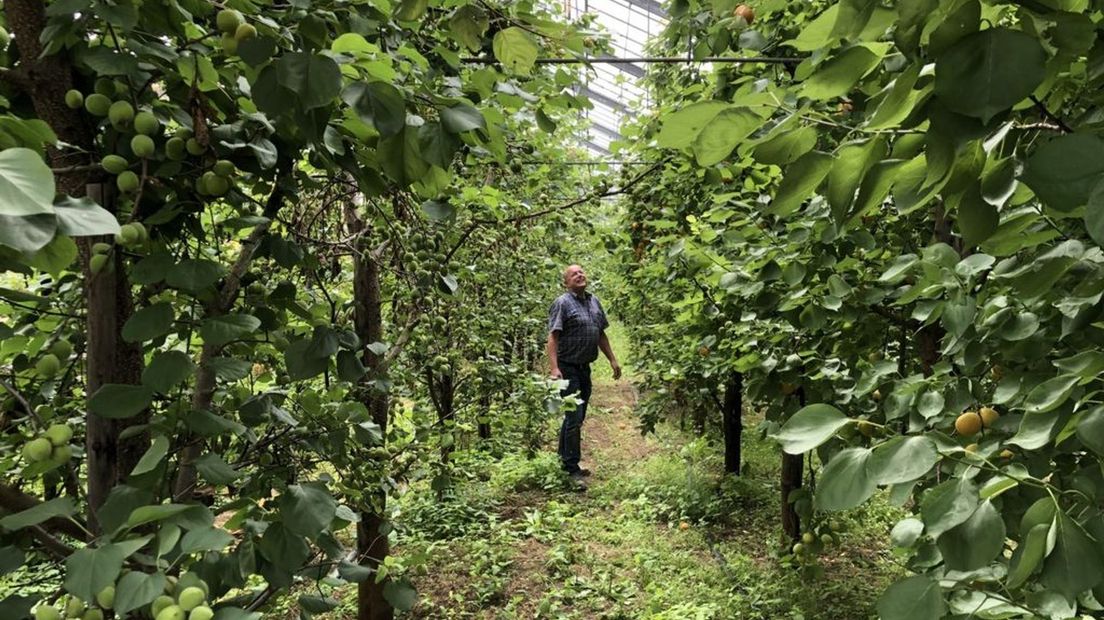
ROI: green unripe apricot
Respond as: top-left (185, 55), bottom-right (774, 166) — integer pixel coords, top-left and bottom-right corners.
top-left (134, 111), bottom-right (160, 136)
top-left (82, 610), bottom-right (103, 620)
top-left (132, 222), bottom-right (149, 242)
top-left (217, 9), bottom-right (243, 33)
top-left (117, 171), bottom-right (140, 193)
top-left (51, 444), bottom-right (73, 462)
top-left (0, 26), bottom-right (8, 49)
top-left (84, 94), bottom-right (112, 117)
top-left (221, 33), bottom-right (239, 55)
top-left (101, 154), bottom-right (129, 174)
top-left (234, 23), bottom-right (257, 41)
top-left (156, 605), bottom-right (186, 620)
top-left (108, 100), bottom-right (135, 129)
top-left (45, 423), bottom-right (73, 446)
top-left (23, 437), bottom-right (54, 462)
top-left (89, 253), bottom-right (110, 275)
top-left (213, 159), bottom-right (235, 177)
top-left (65, 597), bottom-right (85, 618)
top-left (165, 137), bottom-right (187, 160)
top-left (188, 606), bottom-right (214, 620)
top-left (151, 595), bottom-right (175, 617)
top-left (95, 586), bottom-right (115, 610)
top-left (34, 605), bottom-right (62, 620)
top-left (117, 223), bottom-right (142, 246)
top-left (177, 586), bottom-right (206, 611)
top-left (131, 134), bottom-right (155, 158)
top-left (792, 542), bottom-right (804, 555)
top-left (185, 138), bottom-right (205, 155)
top-left (65, 90), bottom-right (84, 109)
top-left (36, 354), bottom-right (61, 378)
top-left (50, 339), bottom-right (73, 359)
top-left (801, 532), bottom-right (815, 544)
top-left (92, 242), bottom-right (112, 255)
top-left (203, 171), bottom-right (230, 196)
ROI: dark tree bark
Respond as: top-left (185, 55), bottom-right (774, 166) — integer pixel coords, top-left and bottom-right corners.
top-left (348, 207), bottom-right (393, 620)
top-left (722, 372), bottom-right (743, 475)
top-left (781, 388), bottom-right (806, 541)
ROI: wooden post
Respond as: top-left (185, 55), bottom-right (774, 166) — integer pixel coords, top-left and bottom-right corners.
top-left (722, 372), bottom-right (743, 475)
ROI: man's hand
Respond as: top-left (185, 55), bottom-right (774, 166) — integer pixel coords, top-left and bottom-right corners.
top-left (551, 368), bottom-right (563, 380)
top-left (611, 363), bottom-right (622, 380)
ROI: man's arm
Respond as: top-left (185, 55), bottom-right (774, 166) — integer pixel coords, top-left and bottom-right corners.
top-left (547, 331), bottom-right (562, 379)
top-left (598, 331), bottom-right (621, 380)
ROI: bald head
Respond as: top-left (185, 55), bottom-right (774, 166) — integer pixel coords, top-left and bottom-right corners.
top-left (563, 264), bottom-right (587, 293)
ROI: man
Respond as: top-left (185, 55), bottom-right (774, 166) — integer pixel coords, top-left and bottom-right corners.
top-left (546, 264), bottom-right (621, 489)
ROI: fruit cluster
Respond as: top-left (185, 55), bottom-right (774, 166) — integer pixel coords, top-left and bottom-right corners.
top-left (21, 423), bottom-right (74, 466)
top-left (790, 519), bottom-right (845, 563)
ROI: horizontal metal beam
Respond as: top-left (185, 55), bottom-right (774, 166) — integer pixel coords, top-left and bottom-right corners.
top-left (588, 123), bottom-right (622, 141)
top-left (579, 86), bottom-right (630, 113)
top-left (624, 0), bottom-right (666, 15)
top-left (462, 56), bottom-right (803, 66)
top-left (583, 140), bottom-right (612, 155)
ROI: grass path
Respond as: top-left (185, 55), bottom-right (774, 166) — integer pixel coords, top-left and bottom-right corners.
top-left (403, 376), bottom-right (904, 619)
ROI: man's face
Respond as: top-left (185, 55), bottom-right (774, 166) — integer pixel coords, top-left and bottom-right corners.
top-left (564, 265), bottom-right (587, 292)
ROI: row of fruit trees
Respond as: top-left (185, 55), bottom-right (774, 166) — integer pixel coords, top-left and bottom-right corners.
top-left (0, 1), bottom-right (613, 619)
top-left (616, 0), bottom-right (1104, 617)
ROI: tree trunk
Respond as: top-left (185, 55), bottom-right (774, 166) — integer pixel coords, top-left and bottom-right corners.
top-left (781, 388), bottom-right (806, 541)
top-left (349, 208), bottom-right (393, 620)
top-left (722, 372), bottom-right (742, 475)
top-left (478, 391), bottom-right (491, 441)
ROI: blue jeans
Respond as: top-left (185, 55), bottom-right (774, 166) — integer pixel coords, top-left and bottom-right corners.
top-left (557, 362), bottom-right (592, 473)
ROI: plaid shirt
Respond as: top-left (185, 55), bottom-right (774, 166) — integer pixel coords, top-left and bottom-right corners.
top-left (548, 291), bottom-right (609, 365)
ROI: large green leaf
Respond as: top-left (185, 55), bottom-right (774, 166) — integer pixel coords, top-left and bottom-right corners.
top-left (378, 125), bottom-right (428, 186)
top-left (165, 259), bottom-right (225, 292)
top-left (89, 384), bottom-right (154, 419)
top-left (53, 196), bottom-right (121, 237)
top-left (691, 108), bottom-right (760, 166)
top-left (179, 526), bottom-right (233, 554)
top-left (815, 448), bottom-right (877, 511)
top-left (0, 148), bottom-right (57, 252)
top-left (258, 522), bottom-right (311, 569)
top-left (122, 303), bottom-right (175, 343)
top-left (1075, 405), bottom-right (1104, 456)
top-left (1042, 512), bottom-right (1104, 599)
top-left (0, 497), bottom-right (76, 531)
top-left (826, 138), bottom-right (886, 219)
top-left (1007, 522), bottom-right (1049, 590)
top-left (934, 28), bottom-right (1045, 123)
top-left (440, 104), bottom-right (485, 133)
top-left (801, 44), bottom-right (886, 101)
top-left (867, 64), bottom-right (923, 129)
top-left (195, 453), bottom-right (242, 486)
top-left (26, 235), bottom-right (77, 275)
top-left (131, 435), bottom-right (169, 476)
top-left (492, 27), bottom-right (539, 75)
top-left (1021, 134), bottom-right (1104, 212)
top-left (275, 53), bottom-right (342, 110)
top-left (1022, 374), bottom-right (1078, 413)
top-left (449, 5), bottom-right (489, 51)
top-left (280, 483), bottom-right (337, 537)
top-left (114, 570), bottom-right (166, 617)
top-left (1083, 180), bottom-right (1104, 247)
top-left (920, 477), bottom-right (978, 537)
top-left (876, 575), bottom-right (945, 620)
top-left (64, 539), bottom-right (149, 603)
top-left (394, 0), bottom-right (428, 20)
top-left (142, 351), bottom-right (194, 394)
top-left (383, 579), bottom-right (418, 611)
top-left (955, 184), bottom-right (999, 246)
top-left (752, 125), bottom-right (817, 165)
top-left (343, 81), bottom-right (406, 138)
top-left (773, 403), bottom-right (851, 454)
top-left (656, 102), bottom-right (729, 150)
top-left (200, 314), bottom-right (261, 348)
top-left (867, 436), bottom-right (938, 484)
top-left (769, 151), bottom-right (833, 216)
top-left (936, 500), bottom-right (1005, 571)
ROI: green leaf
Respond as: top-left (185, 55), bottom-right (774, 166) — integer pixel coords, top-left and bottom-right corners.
top-left (25, 234), bottom-right (77, 275)
top-left (122, 303), bottom-right (175, 343)
top-left (1042, 512), bottom-right (1104, 599)
top-left (89, 384), bottom-right (153, 419)
top-left (212, 608), bottom-right (261, 620)
top-left (867, 64), bottom-right (923, 130)
top-left (1022, 374), bottom-right (1079, 413)
top-left (280, 483), bottom-right (337, 537)
top-left (114, 570), bottom-right (166, 617)
top-left (441, 104), bottom-right (485, 133)
top-left (394, 0), bottom-right (427, 20)
top-left (0, 497), bottom-right (76, 531)
top-left (142, 351), bottom-right (194, 394)
top-left (867, 436), bottom-right (938, 484)
top-left (125, 504), bottom-right (199, 528)
top-left (258, 522), bottom-right (310, 569)
top-left (936, 500), bottom-right (1005, 571)
top-left (752, 125), bottom-right (817, 166)
top-left (53, 196), bottom-right (121, 237)
top-left (493, 27), bottom-right (539, 75)
top-left (180, 526), bottom-right (233, 554)
top-left (382, 579), bottom-right (418, 611)
top-left (815, 448), bottom-right (876, 511)
top-left (801, 44), bottom-right (885, 101)
top-left (449, 5), bottom-right (489, 51)
top-left (691, 108), bottom-right (760, 166)
top-left (378, 125), bottom-right (428, 186)
top-left (769, 151), bottom-right (833, 216)
top-left (934, 28), bottom-right (1046, 123)
top-left (920, 477), bottom-right (978, 537)
top-left (421, 199), bottom-right (455, 222)
top-left (0, 148), bottom-right (57, 253)
top-left (131, 435), bottom-right (169, 476)
top-left (954, 184), bottom-right (999, 246)
top-left (773, 404), bottom-right (851, 454)
top-left (195, 453), bottom-right (242, 486)
top-left (166, 259), bottom-right (225, 292)
top-left (1021, 134), bottom-right (1104, 212)
top-left (200, 314), bottom-right (260, 348)
top-left (876, 575), bottom-right (945, 620)
top-left (276, 53), bottom-right (342, 110)
top-left (826, 138), bottom-right (886, 219)
top-left (343, 81), bottom-right (406, 138)
top-left (64, 540), bottom-right (149, 603)
top-left (656, 102), bottom-right (729, 150)
top-left (1008, 522), bottom-right (1049, 590)
top-left (1085, 180), bottom-right (1104, 247)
